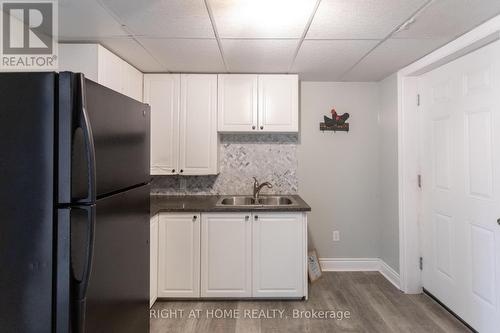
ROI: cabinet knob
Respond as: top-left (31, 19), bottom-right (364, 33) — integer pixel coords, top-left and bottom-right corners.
top-left (171, 169), bottom-right (175, 173)
top-left (180, 169), bottom-right (184, 173)
top-left (497, 218), bottom-right (500, 225)
top-left (254, 215), bottom-right (259, 220)
top-left (245, 215), bottom-right (249, 221)
top-left (193, 215), bottom-right (197, 221)
top-left (252, 126), bottom-right (256, 130)
top-left (260, 126), bottom-right (264, 130)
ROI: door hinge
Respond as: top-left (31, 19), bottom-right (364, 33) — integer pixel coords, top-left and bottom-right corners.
top-left (419, 257), bottom-right (423, 270)
top-left (417, 94), bottom-right (420, 106)
top-left (418, 174), bottom-right (422, 188)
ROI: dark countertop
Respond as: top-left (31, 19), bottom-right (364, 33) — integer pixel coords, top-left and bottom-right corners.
top-left (150, 194), bottom-right (311, 217)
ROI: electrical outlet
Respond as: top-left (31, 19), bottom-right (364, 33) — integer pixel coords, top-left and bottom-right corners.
top-left (333, 230), bottom-right (340, 242)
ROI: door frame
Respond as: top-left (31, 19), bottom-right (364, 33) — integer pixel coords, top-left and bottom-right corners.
top-left (397, 16), bottom-right (500, 293)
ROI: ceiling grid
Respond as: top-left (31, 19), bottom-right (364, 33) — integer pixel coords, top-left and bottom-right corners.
top-left (58, 0), bottom-right (500, 80)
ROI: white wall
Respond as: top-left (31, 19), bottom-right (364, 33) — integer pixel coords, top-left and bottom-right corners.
top-left (298, 82), bottom-right (381, 259)
top-left (379, 74), bottom-right (400, 272)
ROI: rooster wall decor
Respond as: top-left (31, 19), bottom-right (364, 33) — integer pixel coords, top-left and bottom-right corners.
top-left (320, 108), bottom-right (350, 132)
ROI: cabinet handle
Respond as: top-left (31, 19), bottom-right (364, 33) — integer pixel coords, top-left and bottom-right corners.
top-left (252, 126), bottom-right (256, 130)
top-left (171, 169), bottom-right (175, 173)
top-left (260, 126), bottom-right (264, 130)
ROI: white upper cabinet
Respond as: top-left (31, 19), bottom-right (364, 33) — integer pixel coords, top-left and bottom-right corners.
top-left (258, 75), bottom-right (298, 132)
top-left (144, 74), bottom-right (218, 176)
top-left (218, 75), bottom-right (258, 132)
top-left (58, 44), bottom-right (143, 102)
top-left (179, 74), bottom-right (218, 175)
top-left (217, 74), bottom-right (298, 133)
top-left (144, 74), bottom-right (180, 175)
top-left (97, 46), bottom-right (124, 93)
top-left (122, 63), bottom-right (144, 102)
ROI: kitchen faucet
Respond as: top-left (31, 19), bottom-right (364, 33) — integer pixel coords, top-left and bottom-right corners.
top-left (253, 177), bottom-right (273, 199)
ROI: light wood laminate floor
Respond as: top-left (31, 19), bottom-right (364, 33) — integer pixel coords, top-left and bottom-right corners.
top-left (150, 272), bottom-right (472, 333)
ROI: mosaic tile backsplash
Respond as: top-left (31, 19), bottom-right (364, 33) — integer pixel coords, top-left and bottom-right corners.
top-left (151, 134), bottom-right (299, 195)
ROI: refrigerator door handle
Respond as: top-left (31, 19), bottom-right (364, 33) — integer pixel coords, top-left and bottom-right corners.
top-left (55, 209), bottom-right (71, 333)
top-left (75, 204), bottom-right (96, 299)
top-left (71, 204), bottom-right (96, 333)
top-left (76, 73), bottom-right (96, 203)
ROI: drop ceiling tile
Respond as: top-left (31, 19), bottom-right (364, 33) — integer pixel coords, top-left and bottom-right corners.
top-left (100, 0), bottom-right (214, 38)
top-left (292, 40), bottom-right (379, 81)
top-left (342, 38), bottom-right (448, 81)
top-left (393, 0), bottom-right (500, 39)
top-left (221, 39), bottom-right (298, 72)
top-left (58, 0), bottom-right (128, 39)
top-left (307, 0), bottom-right (428, 39)
top-left (97, 38), bottom-right (166, 72)
top-left (209, 0), bottom-right (317, 38)
top-left (138, 38), bottom-right (225, 72)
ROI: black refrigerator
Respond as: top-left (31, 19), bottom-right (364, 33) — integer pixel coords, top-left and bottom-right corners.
top-left (0, 72), bottom-right (151, 333)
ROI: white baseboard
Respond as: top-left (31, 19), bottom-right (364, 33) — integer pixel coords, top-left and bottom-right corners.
top-left (379, 260), bottom-right (401, 289)
top-left (319, 257), bottom-right (401, 289)
top-left (319, 258), bottom-right (380, 271)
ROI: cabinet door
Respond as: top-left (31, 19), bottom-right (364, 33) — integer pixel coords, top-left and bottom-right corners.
top-left (58, 44), bottom-right (99, 82)
top-left (258, 75), bottom-right (298, 132)
top-left (97, 46), bottom-right (124, 94)
top-left (150, 215), bottom-right (159, 307)
top-left (252, 213), bottom-right (305, 298)
top-left (123, 63), bottom-right (143, 102)
top-left (218, 74), bottom-right (258, 132)
top-left (144, 74), bottom-right (180, 175)
top-left (201, 213), bottom-right (252, 297)
top-left (158, 213), bottom-right (200, 298)
top-left (179, 74), bottom-right (218, 175)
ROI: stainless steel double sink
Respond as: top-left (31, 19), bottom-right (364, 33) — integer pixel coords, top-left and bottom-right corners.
top-left (216, 195), bottom-right (296, 207)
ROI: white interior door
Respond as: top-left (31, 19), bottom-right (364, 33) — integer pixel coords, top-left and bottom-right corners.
top-left (420, 41), bottom-right (500, 333)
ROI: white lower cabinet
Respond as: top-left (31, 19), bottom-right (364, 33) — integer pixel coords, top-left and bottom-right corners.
top-left (150, 215), bottom-right (159, 307)
top-left (252, 213), bottom-right (306, 298)
top-left (157, 213), bottom-right (200, 298)
top-left (201, 213), bottom-right (252, 297)
top-left (156, 211), bottom-right (307, 299)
